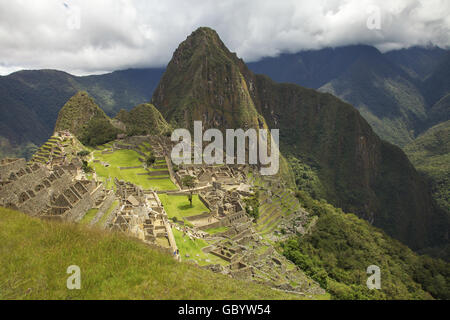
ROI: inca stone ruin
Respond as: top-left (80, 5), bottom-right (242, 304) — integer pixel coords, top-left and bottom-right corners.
top-left (0, 131), bottom-right (324, 297)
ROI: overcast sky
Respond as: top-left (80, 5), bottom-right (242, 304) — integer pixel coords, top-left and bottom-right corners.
top-left (0, 0), bottom-right (449, 76)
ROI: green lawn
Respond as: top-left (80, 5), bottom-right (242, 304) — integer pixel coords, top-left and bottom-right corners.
top-left (172, 229), bottom-right (226, 266)
top-left (158, 194), bottom-right (209, 219)
top-left (0, 207), bottom-right (309, 300)
top-left (91, 149), bottom-right (177, 191)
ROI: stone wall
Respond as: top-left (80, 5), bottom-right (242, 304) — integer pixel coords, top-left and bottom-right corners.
top-left (198, 210), bottom-right (248, 231)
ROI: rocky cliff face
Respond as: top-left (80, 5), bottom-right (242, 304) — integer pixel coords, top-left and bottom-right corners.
top-left (151, 27), bottom-right (448, 250)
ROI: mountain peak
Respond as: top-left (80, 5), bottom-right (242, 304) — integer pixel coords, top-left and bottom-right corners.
top-left (183, 27), bottom-right (228, 50)
top-left (151, 27), bottom-right (258, 131)
top-left (169, 26), bottom-right (239, 69)
top-left (189, 26), bottom-right (221, 41)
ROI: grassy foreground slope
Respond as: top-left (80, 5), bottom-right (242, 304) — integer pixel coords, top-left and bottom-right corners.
top-left (0, 207), bottom-right (311, 300)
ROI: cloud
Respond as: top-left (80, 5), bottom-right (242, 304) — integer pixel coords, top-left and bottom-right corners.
top-left (0, 0), bottom-right (449, 75)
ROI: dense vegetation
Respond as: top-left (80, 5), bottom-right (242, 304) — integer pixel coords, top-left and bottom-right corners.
top-left (115, 103), bottom-right (172, 137)
top-left (287, 155), bottom-right (325, 200)
top-left (280, 191), bottom-right (449, 300)
top-left (0, 207), bottom-right (304, 300)
top-left (404, 120), bottom-right (450, 213)
top-left (243, 191), bottom-right (260, 221)
top-left (56, 93), bottom-right (175, 147)
top-left (79, 118), bottom-right (122, 147)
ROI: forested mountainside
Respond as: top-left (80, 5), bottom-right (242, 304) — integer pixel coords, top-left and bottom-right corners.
top-left (150, 27), bottom-right (448, 251)
top-left (404, 120), bottom-right (450, 214)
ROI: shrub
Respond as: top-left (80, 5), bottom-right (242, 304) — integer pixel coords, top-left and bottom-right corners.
top-left (77, 150), bottom-right (90, 157)
top-left (145, 153), bottom-right (156, 167)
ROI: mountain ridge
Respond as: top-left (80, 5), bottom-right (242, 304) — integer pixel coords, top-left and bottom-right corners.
top-left (248, 45), bottom-right (450, 147)
top-left (1, 44), bottom-right (447, 155)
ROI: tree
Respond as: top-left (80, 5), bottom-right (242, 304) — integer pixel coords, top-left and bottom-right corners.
top-left (182, 175), bottom-right (196, 207)
top-left (145, 153), bottom-right (156, 167)
top-left (79, 118), bottom-right (122, 146)
top-left (244, 192), bottom-right (260, 221)
top-left (82, 160), bottom-right (93, 173)
top-left (77, 150), bottom-right (90, 158)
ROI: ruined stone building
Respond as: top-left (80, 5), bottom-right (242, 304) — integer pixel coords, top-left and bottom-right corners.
top-left (0, 158), bottom-right (105, 222)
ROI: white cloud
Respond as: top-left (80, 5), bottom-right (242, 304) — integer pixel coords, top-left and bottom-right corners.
top-left (0, 0), bottom-right (448, 75)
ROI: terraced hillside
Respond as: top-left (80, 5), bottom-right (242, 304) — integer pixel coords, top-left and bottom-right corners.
top-left (249, 174), bottom-right (302, 235)
top-left (30, 133), bottom-right (84, 165)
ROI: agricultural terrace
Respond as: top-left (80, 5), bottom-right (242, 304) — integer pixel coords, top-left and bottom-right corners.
top-left (90, 147), bottom-right (177, 191)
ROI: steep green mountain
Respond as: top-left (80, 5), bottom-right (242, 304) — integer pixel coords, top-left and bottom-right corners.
top-left (55, 91), bottom-right (110, 135)
top-left (249, 74), bottom-right (447, 250)
top-left (54, 91), bottom-right (122, 146)
top-left (0, 68), bottom-right (163, 155)
top-left (404, 120), bottom-right (450, 213)
top-left (115, 103), bottom-right (172, 136)
top-left (152, 27), bottom-right (264, 132)
top-left (151, 27), bottom-right (448, 251)
top-left (54, 94), bottom-right (172, 146)
top-left (282, 192), bottom-right (449, 300)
